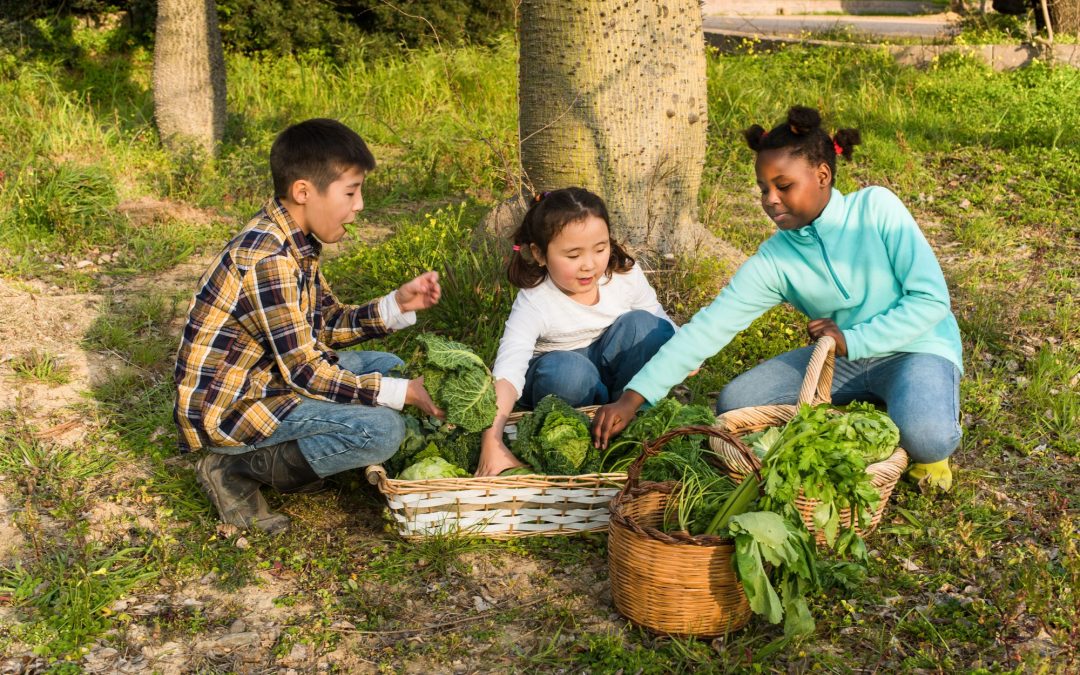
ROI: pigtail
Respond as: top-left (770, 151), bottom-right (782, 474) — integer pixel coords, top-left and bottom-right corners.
top-left (506, 201), bottom-right (547, 289)
top-left (832, 128), bottom-right (862, 160)
top-left (786, 106), bottom-right (822, 136)
top-left (743, 124), bottom-right (768, 152)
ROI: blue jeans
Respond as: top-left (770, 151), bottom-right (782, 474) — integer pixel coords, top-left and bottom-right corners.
top-left (208, 351), bottom-right (407, 478)
top-left (521, 310), bottom-right (675, 409)
top-left (716, 347), bottom-right (962, 464)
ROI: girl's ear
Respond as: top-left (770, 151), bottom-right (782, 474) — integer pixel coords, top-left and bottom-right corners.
top-left (816, 162), bottom-right (833, 189)
top-left (529, 243), bottom-right (546, 267)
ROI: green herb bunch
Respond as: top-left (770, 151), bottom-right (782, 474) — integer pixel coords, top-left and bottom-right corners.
top-left (757, 403), bottom-right (884, 559)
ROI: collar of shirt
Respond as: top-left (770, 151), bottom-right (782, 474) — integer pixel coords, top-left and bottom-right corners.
top-left (782, 188), bottom-right (845, 244)
top-left (266, 197), bottom-right (321, 261)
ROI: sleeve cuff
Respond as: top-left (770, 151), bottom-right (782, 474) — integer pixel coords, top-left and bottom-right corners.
top-left (375, 376), bottom-right (409, 410)
top-left (841, 329), bottom-right (863, 360)
top-left (379, 293), bottom-right (417, 332)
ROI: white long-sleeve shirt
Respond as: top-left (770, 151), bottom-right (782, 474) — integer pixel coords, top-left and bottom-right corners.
top-left (492, 264), bottom-right (674, 397)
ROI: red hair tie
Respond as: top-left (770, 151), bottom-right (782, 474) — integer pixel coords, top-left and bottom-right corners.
top-left (512, 245), bottom-right (521, 251)
top-left (833, 139), bottom-right (844, 156)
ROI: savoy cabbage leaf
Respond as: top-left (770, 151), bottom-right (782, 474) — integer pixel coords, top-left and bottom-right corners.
top-left (415, 333), bottom-right (497, 433)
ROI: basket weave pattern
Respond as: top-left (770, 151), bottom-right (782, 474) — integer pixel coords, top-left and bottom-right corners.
top-left (367, 406), bottom-right (626, 539)
top-left (709, 337), bottom-right (909, 545)
top-left (607, 426), bottom-right (755, 637)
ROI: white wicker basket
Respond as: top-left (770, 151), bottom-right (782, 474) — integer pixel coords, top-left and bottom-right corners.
top-left (366, 405), bottom-right (627, 539)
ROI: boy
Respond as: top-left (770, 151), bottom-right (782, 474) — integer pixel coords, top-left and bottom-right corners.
top-left (174, 118), bottom-right (444, 534)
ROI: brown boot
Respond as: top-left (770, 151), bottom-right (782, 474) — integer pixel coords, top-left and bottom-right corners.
top-left (195, 452), bottom-right (291, 534)
top-left (244, 441), bottom-right (322, 494)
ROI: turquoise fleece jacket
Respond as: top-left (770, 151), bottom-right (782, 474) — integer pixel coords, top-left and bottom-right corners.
top-left (628, 186), bottom-right (964, 404)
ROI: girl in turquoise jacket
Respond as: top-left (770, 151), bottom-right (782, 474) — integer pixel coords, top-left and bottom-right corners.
top-left (593, 106), bottom-right (963, 491)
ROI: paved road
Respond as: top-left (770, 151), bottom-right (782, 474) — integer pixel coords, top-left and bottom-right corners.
top-left (703, 14), bottom-right (953, 39)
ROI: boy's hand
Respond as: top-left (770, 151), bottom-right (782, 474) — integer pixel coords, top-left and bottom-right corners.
top-left (395, 271), bottom-right (441, 312)
top-left (405, 376), bottom-right (445, 420)
top-left (592, 390), bottom-right (646, 450)
top-left (807, 318), bottom-right (848, 357)
top-left (475, 431), bottom-right (525, 477)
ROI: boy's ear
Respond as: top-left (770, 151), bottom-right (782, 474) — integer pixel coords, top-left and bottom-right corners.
top-left (289, 179), bottom-right (312, 205)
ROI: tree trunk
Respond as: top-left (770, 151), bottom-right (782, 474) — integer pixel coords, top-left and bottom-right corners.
top-left (1047, 0), bottom-right (1080, 35)
top-left (152, 0), bottom-right (227, 155)
top-left (518, 0), bottom-right (709, 256)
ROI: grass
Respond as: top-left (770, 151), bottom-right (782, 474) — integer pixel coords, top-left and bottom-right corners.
top-left (0, 20), bottom-right (1077, 672)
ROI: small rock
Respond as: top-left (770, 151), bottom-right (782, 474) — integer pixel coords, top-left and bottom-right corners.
top-left (229, 619), bottom-right (247, 634)
top-left (279, 643), bottom-right (309, 667)
top-left (110, 600), bottom-right (129, 612)
top-left (958, 198), bottom-right (971, 209)
top-left (472, 595), bottom-right (492, 612)
top-left (181, 598), bottom-right (203, 609)
top-left (330, 620), bottom-right (354, 630)
top-left (76, 260), bottom-right (94, 269)
top-left (199, 572), bottom-right (218, 585)
top-left (214, 631), bottom-right (260, 649)
top-left (234, 536), bottom-right (250, 550)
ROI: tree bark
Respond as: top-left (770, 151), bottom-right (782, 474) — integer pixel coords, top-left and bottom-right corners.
top-left (152, 0), bottom-right (227, 155)
top-left (1046, 0), bottom-right (1080, 35)
top-left (518, 0), bottom-right (709, 256)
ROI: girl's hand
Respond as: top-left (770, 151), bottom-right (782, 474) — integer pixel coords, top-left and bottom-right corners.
top-left (807, 318), bottom-right (848, 357)
top-left (592, 390), bottom-right (646, 449)
top-left (475, 431), bottom-right (524, 477)
top-left (395, 271), bottom-right (441, 312)
top-left (405, 377), bottom-right (445, 420)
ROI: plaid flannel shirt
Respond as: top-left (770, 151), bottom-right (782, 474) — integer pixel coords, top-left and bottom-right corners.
top-left (174, 198), bottom-right (392, 452)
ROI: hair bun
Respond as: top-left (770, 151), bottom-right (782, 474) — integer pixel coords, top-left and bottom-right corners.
top-left (743, 124), bottom-right (768, 151)
top-left (833, 128), bottom-right (862, 159)
top-left (786, 106), bottom-right (822, 136)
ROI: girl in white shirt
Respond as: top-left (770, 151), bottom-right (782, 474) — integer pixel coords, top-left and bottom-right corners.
top-left (476, 187), bottom-right (675, 476)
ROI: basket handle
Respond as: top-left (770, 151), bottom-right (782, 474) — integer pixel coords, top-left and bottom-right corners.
top-left (365, 464), bottom-right (387, 486)
top-left (797, 336), bottom-right (836, 406)
top-left (622, 424), bottom-right (758, 493)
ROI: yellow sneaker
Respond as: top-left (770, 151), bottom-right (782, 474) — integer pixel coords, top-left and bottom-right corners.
top-left (907, 459), bottom-right (953, 492)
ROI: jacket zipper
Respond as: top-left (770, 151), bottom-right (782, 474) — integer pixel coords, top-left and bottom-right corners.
top-left (808, 226), bottom-right (850, 300)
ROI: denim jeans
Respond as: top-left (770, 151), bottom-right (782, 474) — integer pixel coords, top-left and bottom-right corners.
top-left (208, 350), bottom-right (407, 478)
top-left (716, 347), bottom-right (962, 464)
top-left (520, 310), bottom-right (676, 409)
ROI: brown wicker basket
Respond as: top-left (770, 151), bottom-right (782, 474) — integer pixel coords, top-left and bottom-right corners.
top-left (607, 426), bottom-right (756, 637)
top-left (367, 406), bottom-right (626, 539)
top-left (709, 336), bottom-right (909, 546)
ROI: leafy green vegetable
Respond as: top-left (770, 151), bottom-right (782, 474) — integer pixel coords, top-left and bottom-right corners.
top-left (511, 395), bottom-right (598, 475)
top-left (844, 401), bottom-right (900, 463)
top-left (662, 467), bottom-right (736, 535)
top-left (758, 403), bottom-right (882, 557)
top-left (399, 456), bottom-right (470, 480)
top-left (385, 413), bottom-right (482, 478)
top-left (741, 426), bottom-right (782, 459)
top-left (728, 511), bottom-right (818, 637)
top-left (599, 397), bottom-right (716, 482)
top-left (498, 466), bottom-right (535, 476)
top-left (416, 333), bottom-right (497, 433)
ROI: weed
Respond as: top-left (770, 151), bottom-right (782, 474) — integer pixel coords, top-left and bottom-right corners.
top-left (9, 350), bottom-right (71, 384)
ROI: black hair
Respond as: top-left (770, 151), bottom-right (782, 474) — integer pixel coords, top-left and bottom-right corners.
top-left (270, 118), bottom-right (376, 198)
top-left (507, 187), bottom-right (634, 289)
top-left (743, 106), bottom-right (861, 184)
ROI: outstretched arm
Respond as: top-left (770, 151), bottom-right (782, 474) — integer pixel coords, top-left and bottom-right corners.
top-left (475, 379), bottom-right (525, 476)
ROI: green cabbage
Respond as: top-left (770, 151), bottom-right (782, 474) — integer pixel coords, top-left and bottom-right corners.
top-left (511, 395), bottom-right (597, 475)
top-left (416, 334), bottom-right (497, 433)
top-left (398, 456), bottom-right (470, 480)
top-left (844, 401), bottom-right (900, 463)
